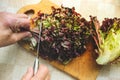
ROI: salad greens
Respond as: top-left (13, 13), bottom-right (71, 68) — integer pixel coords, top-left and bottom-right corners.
top-left (21, 6), bottom-right (120, 65)
top-left (30, 6), bottom-right (90, 64)
top-left (91, 17), bottom-right (120, 65)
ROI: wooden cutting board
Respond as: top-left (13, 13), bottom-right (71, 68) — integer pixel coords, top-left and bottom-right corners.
top-left (17, 0), bottom-right (101, 80)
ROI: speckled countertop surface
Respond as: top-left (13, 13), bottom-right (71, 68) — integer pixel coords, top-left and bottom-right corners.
top-left (0, 0), bottom-right (120, 80)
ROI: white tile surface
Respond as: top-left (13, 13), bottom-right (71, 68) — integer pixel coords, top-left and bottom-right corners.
top-left (97, 63), bottom-right (120, 80)
top-left (0, 44), bottom-right (75, 80)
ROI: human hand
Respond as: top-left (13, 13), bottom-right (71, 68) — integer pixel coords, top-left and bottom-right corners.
top-left (0, 12), bottom-right (31, 47)
top-left (22, 64), bottom-right (50, 80)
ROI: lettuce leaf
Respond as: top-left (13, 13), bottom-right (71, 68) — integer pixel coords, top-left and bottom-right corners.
top-left (91, 17), bottom-right (120, 65)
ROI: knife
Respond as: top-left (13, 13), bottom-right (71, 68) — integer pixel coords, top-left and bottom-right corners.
top-left (33, 22), bottom-right (42, 75)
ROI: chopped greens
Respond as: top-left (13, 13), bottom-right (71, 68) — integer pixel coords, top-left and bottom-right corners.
top-left (30, 6), bottom-right (90, 64)
top-left (21, 6), bottom-right (120, 65)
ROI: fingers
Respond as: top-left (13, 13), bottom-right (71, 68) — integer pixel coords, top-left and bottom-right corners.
top-left (11, 32), bottom-right (31, 42)
top-left (0, 12), bottom-right (30, 28)
top-left (10, 18), bottom-right (30, 32)
top-left (22, 67), bottom-right (33, 80)
top-left (32, 64), bottom-right (49, 80)
top-left (15, 18), bottom-right (30, 28)
top-left (0, 12), bottom-right (28, 18)
top-left (15, 14), bottom-right (30, 28)
top-left (22, 65), bottom-right (50, 80)
top-left (6, 13), bottom-right (30, 32)
top-left (6, 13), bottom-right (31, 42)
top-left (45, 73), bottom-right (50, 80)
top-left (36, 65), bottom-right (49, 79)
top-left (17, 14), bottom-right (28, 18)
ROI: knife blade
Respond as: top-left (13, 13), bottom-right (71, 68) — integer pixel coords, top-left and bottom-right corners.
top-left (33, 22), bottom-right (42, 75)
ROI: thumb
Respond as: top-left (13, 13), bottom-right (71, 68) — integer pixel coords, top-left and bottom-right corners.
top-left (22, 67), bottom-right (33, 80)
top-left (11, 32), bottom-right (31, 42)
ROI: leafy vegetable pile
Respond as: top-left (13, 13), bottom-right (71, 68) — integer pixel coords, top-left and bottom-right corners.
top-left (30, 6), bottom-right (90, 64)
top-left (22, 6), bottom-right (120, 65)
top-left (90, 16), bottom-right (120, 65)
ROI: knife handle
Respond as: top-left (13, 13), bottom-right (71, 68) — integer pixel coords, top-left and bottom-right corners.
top-left (33, 58), bottom-right (39, 75)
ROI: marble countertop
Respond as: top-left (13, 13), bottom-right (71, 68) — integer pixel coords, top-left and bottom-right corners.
top-left (0, 0), bottom-right (120, 80)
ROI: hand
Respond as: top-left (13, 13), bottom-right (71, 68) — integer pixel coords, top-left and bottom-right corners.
top-left (22, 65), bottom-right (50, 80)
top-left (0, 12), bottom-right (31, 47)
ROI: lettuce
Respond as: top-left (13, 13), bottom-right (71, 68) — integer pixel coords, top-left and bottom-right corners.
top-left (91, 17), bottom-right (120, 65)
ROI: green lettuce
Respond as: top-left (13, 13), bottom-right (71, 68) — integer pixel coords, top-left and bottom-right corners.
top-left (91, 17), bottom-right (120, 65)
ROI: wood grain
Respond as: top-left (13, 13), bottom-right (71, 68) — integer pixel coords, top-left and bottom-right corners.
top-left (18, 0), bottom-right (101, 79)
